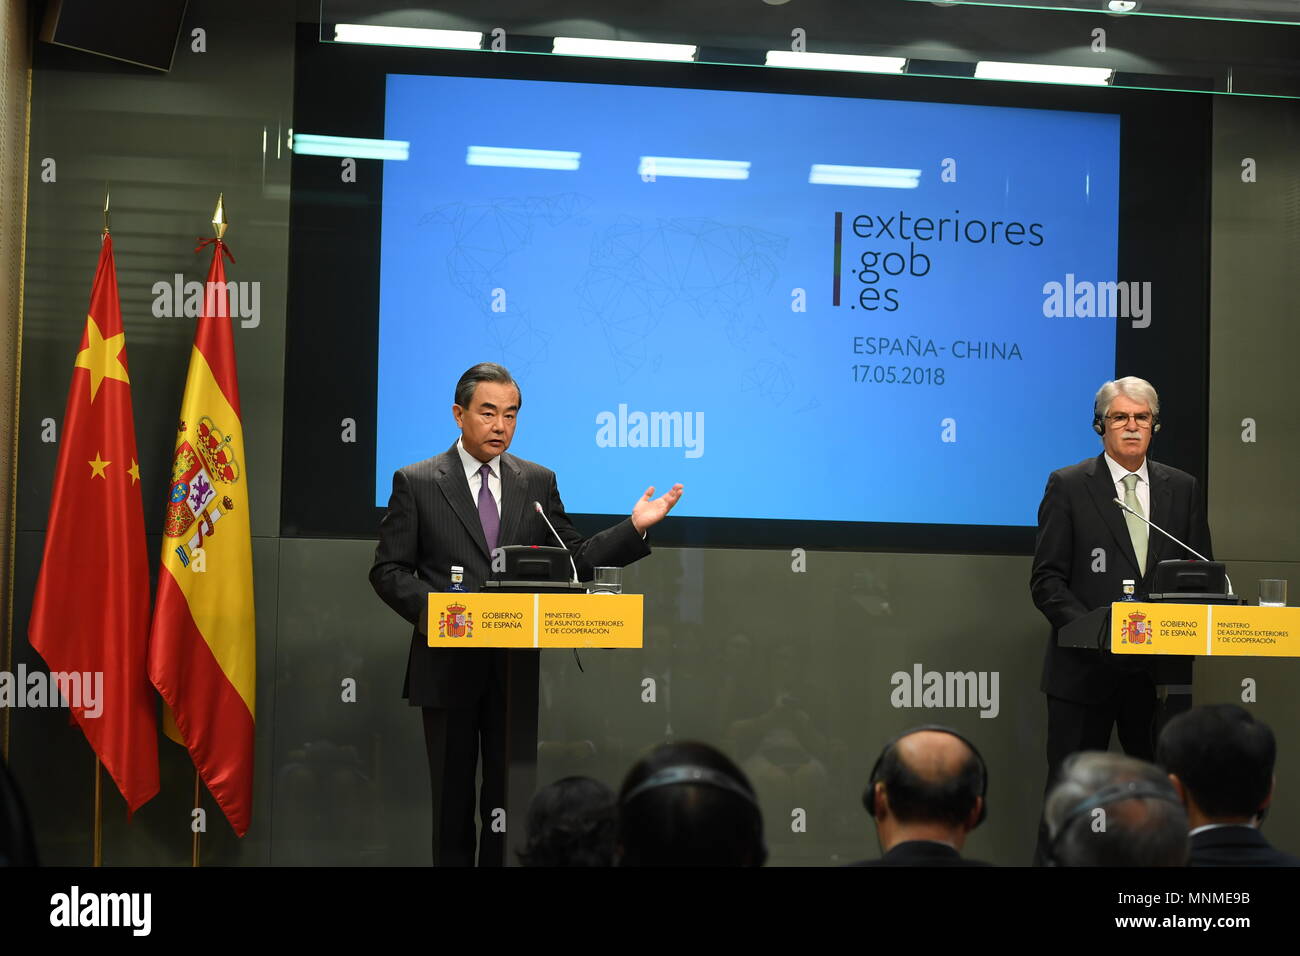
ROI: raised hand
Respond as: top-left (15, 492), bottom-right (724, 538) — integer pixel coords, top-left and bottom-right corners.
top-left (631, 483), bottom-right (684, 533)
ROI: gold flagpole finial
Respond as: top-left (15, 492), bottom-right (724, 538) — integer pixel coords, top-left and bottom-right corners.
top-left (212, 192), bottom-right (227, 240)
top-left (103, 184), bottom-right (110, 236)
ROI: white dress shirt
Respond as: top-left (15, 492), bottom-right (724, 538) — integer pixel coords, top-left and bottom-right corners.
top-left (456, 438), bottom-right (649, 539)
top-left (457, 438), bottom-right (501, 517)
top-left (1189, 822), bottom-right (1257, 837)
top-left (1104, 453), bottom-right (1150, 520)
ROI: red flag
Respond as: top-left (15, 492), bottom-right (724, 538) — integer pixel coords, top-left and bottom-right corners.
top-left (28, 233), bottom-right (159, 813)
top-left (148, 236), bottom-right (256, 836)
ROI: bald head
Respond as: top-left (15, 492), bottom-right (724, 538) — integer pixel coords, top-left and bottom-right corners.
top-left (872, 728), bottom-right (984, 829)
top-left (895, 731), bottom-right (975, 784)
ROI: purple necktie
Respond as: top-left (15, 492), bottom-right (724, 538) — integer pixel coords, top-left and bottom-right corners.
top-left (477, 463), bottom-right (499, 552)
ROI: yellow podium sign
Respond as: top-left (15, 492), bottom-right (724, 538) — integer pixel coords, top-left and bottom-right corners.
top-left (1110, 603), bottom-right (1300, 658)
top-left (428, 592), bottom-right (643, 649)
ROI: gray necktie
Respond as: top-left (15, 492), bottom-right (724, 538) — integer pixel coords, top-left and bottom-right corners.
top-left (477, 463), bottom-right (499, 553)
top-left (1122, 473), bottom-right (1147, 575)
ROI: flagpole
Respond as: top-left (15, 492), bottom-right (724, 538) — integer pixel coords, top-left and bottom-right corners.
top-left (190, 193), bottom-right (221, 869)
top-left (89, 754), bottom-right (102, 868)
top-left (92, 755), bottom-right (103, 866)
top-left (90, 187), bottom-right (108, 870)
top-left (152, 190), bottom-right (254, 843)
top-left (192, 769), bottom-right (201, 866)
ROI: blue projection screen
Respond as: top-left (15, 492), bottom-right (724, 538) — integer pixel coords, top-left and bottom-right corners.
top-left (377, 73), bottom-right (1119, 527)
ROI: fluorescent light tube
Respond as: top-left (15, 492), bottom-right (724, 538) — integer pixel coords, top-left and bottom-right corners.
top-left (765, 51), bottom-right (906, 73)
top-left (333, 24), bottom-right (483, 49)
top-left (291, 134), bottom-right (410, 161)
top-left (466, 146), bottom-right (581, 171)
top-left (975, 62), bottom-right (1113, 86)
top-left (809, 164), bottom-right (921, 188)
top-left (638, 157), bottom-right (751, 180)
top-left (552, 37), bottom-right (697, 62)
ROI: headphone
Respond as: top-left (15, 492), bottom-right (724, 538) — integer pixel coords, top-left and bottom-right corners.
top-left (622, 764), bottom-right (768, 865)
top-left (1045, 780), bottom-right (1183, 866)
top-left (623, 765), bottom-right (761, 808)
top-left (1093, 408), bottom-right (1161, 435)
top-left (863, 725), bottom-right (989, 828)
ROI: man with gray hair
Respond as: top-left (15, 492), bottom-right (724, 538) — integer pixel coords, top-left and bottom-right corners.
top-left (1029, 376), bottom-right (1212, 863)
top-left (1045, 751), bottom-right (1188, 866)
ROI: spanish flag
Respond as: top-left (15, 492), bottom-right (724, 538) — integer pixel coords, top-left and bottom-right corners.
top-left (29, 232), bottom-right (159, 814)
top-left (148, 221), bottom-right (256, 836)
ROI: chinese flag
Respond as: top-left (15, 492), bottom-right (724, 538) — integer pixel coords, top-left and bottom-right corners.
top-left (148, 236), bottom-right (256, 836)
top-left (28, 233), bottom-right (159, 813)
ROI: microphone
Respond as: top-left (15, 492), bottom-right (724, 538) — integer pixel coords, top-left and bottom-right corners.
top-left (1111, 498), bottom-right (1211, 563)
top-left (1112, 497), bottom-right (1232, 593)
top-left (534, 500), bottom-right (579, 585)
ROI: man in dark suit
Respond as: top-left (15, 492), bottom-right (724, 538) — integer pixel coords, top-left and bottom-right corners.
top-left (849, 727), bottom-right (991, 866)
top-left (370, 362), bottom-right (683, 866)
top-left (1157, 704), bottom-right (1300, 867)
top-left (1030, 376), bottom-right (1212, 863)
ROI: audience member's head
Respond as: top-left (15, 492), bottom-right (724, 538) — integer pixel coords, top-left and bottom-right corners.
top-left (1045, 752), bottom-right (1188, 866)
top-left (1157, 704), bottom-right (1276, 828)
top-left (616, 741), bottom-right (765, 867)
top-left (517, 776), bottom-right (615, 867)
top-left (865, 727), bottom-right (986, 852)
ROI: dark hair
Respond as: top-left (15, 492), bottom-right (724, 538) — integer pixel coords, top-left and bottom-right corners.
top-left (454, 362), bottom-right (521, 410)
top-left (616, 741), bottom-right (765, 867)
top-left (516, 776), bottom-right (615, 867)
top-left (1156, 704), bottom-right (1276, 819)
top-left (1046, 752), bottom-right (1188, 867)
top-left (875, 733), bottom-right (983, 826)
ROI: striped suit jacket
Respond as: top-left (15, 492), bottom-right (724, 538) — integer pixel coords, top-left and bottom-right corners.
top-left (370, 442), bottom-right (651, 708)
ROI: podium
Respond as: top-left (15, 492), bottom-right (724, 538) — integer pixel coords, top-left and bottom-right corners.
top-left (427, 586), bottom-right (643, 649)
top-left (427, 587), bottom-right (643, 865)
top-left (1109, 602), bottom-right (1300, 658)
top-left (1058, 599), bottom-right (1300, 734)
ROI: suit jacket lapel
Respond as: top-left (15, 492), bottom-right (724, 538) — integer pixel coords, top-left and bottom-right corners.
top-left (434, 443), bottom-right (491, 560)
top-left (496, 453), bottom-right (527, 550)
top-left (1145, 460), bottom-right (1173, 574)
top-left (1085, 454), bottom-right (1142, 577)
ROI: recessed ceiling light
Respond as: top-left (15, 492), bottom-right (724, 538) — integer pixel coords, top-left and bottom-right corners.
top-left (975, 61), bottom-right (1114, 86)
top-left (551, 37), bottom-right (698, 61)
top-left (332, 24), bottom-right (483, 49)
top-left (765, 51), bottom-right (906, 73)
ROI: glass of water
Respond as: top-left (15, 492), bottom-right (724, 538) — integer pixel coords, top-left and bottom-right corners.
top-left (1258, 579), bottom-right (1288, 607)
top-left (589, 567), bottom-right (622, 595)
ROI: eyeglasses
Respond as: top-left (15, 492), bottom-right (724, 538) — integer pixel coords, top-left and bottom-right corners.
top-left (1106, 412), bottom-right (1154, 428)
